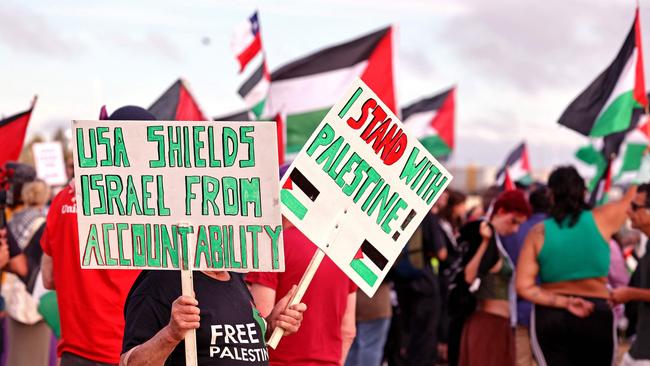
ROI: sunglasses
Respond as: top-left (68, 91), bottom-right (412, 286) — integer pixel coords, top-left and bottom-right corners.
top-left (630, 202), bottom-right (650, 211)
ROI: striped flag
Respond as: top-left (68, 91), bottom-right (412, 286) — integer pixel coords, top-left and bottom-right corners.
top-left (350, 239), bottom-right (388, 287)
top-left (148, 79), bottom-right (207, 121)
top-left (495, 142), bottom-right (533, 186)
top-left (280, 168), bottom-right (320, 220)
top-left (559, 8), bottom-right (647, 137)
top-left (264, 26), bottom-right (396, 155)
top-left (402, 87), bottom-right (455, 158)
top-left (0, 97), bottom-right (36, 166)
top-left (232, 11), bottom-right (270, 118)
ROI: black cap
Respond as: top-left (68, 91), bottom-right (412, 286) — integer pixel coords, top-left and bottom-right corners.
top-left (108, 106), bottom-right (156, 121)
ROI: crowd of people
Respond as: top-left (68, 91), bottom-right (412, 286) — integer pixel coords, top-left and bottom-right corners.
top-left (0, 106), bottom-right (648, 366)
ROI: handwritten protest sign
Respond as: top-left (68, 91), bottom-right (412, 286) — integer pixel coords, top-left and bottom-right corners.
top-left (72, 120), bottom-right (284, 272)
top-left (32, 141), bottom-right (68, 186)
top-left (280, 79), bottom-right (452, 296)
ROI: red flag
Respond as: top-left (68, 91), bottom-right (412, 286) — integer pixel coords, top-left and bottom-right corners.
top-left (274, 113), bottom-right (286, 165)
top-left (0, 99), bottom-right (35, 167)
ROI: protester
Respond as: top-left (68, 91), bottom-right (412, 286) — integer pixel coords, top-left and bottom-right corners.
top-left (247, 217), bottom-right (356, 366)
top-left (516, 166), bottom-right (635, 365)
top-left (120, 270), bottom-right (306, 365)
top-left (611, 182), bottom-right (650, 365)
top-left (456, 190), bottom-right (530, 366)
top-left (6, 179), bottom-right (51, 366)
top-left (501, 186), bottom-right (550, 366)
top-left (40, 106), bottom-right (153, 365)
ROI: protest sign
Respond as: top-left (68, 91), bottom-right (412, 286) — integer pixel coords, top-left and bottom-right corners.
top-left (280, 78), bottom-right (452, 296)
top-left (72, 120), bottom-right (284, 272)
top-left (32, 141), bottom-right (68, 186)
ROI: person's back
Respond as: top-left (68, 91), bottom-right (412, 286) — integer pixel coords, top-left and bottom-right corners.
top-left (41, 182), bottom-right (140, 363)
top-left (246, 225), bottom-right (356, 366)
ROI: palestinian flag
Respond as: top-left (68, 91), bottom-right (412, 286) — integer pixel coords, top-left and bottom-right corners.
top-left (264, 26), bottom-right (396, 154)
top-left (614, 109), bottom-right (650, 180)
top-left (402, 87), bottom-right (455, 157)
top-left (280, 168), bottom-right (320, 220)
top-left (559, 8), bottom-right (647, 137)
top-left (350, 239), bottom-right (388, 287)
top-left (232, 11), bottom-right (270, 118)
top-left (0, 98), bottom-right (36, 167)
top-left (149, 79), bottom-right (207, 121)
top-left (495, 142), bottom-right (533, 186)
top-left (503, 170), bottom-right (516, 192)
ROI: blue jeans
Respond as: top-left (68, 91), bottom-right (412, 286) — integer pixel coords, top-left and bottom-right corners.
top-left (345, 318), bottom-right (391, 366)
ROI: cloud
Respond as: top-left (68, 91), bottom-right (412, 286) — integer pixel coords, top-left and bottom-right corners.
top-left (0, 3), bottom-right (81, 58)
top-left (441, 0), bottom-right (632, 94)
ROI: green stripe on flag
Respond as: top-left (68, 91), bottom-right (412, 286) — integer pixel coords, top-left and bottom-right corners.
top-left (286, 108), bottom-right (331, 153)
top-left (280, 189), bottom-right (307, 219)
top-left (350, 258), bottom-right (378, 287)
top-left (591, 91), bottom-right (639, 137)
top-left (419, 135), bottom-right (452, 157)
top-left (252, 99), bottom-right (266, 119)
top-left (338, 87), bottom-right (363, 118)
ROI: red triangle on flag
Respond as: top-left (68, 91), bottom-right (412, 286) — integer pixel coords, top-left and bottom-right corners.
top-left (634, 7), bottom-right (648, 107)
top-left (360, 27), bottom-right (396, 114)
top-left (431, 87), bottom-right (455, 149)
top-left (149, 79), bottom-right (207, 121)
top-left (275, 113), bottom-right (285, 165)
top-left (504, 170), bottom-right (516, 191)
top-left (354, 248), bottom-right (364, 259)
top-left (282, 177), bottom-right (293, 190)
top-left (0, 100), bottom-right (35, 167)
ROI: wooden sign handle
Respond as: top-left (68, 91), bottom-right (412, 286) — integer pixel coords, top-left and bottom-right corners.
top-left (178, 223), bottom-right (198, 366)
top-left (266, 249), bottom-right (325, 349)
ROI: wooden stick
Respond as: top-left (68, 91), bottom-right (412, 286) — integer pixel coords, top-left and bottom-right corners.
top-left (266, 248), bottom-right (326, 349)
top-left (179, 223), bottom-right (198, 366)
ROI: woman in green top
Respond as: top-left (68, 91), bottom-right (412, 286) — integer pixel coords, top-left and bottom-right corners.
top-left (516, 166), bottom-right (635, 366)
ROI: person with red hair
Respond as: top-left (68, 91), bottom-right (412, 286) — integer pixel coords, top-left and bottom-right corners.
top-left (450, 190), bottom-right (531, 366)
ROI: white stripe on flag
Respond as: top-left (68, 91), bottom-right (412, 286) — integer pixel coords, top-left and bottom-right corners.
top-left (231, 19), bottom-right (257, 56)
top-left (403, 110), bottom-right (439, 138)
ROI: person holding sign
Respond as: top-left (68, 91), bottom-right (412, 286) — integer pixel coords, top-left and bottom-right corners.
top-left (120, 270), bottom-right (306, 365)
top-left (454, 190), bottom-right (530, 366)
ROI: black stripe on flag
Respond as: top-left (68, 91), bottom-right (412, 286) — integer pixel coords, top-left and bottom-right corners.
top-left (362, 240), bottom-right (388, 270)
top-left (401, 88), bottom-right (452, 120)
top-left (290, 168), bottom-right (320, 201)
top-left (238, 63), bottom-right (265, 98)
top-left (271, 27), bottom-right (390, 81)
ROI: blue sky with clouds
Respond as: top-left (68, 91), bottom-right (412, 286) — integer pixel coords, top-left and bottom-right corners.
top-left (0, 0), bottom-right (643, 171)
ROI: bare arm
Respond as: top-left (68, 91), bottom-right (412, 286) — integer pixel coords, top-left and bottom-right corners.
top-left (340, 291), bottom-right (356, 365)
top-left (249, 283), bottom-right (276, 318)
top-left (593, 185), bottom-right (637, 240)
top-left (611, 286), bottom-right (650, 304)
top-left (516, 224), bottom-right (593, 317)
top-left (121, 296), bottom-right (200, 366)
top-left (7, 254), bottom-right (27, 278)
top-left (41, 253), bottom-right (54, 290)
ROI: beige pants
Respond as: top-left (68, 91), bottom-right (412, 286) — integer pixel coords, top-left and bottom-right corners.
top-left (7, 317), bottom-right (52, 366)
top-left (515, 325), bottom-right (537, 366)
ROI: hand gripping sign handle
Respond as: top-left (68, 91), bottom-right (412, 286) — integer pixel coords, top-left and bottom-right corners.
top-left (267, 248), bottom-right (326, 349)
top-left (178, 223), bottom-right (198, 366)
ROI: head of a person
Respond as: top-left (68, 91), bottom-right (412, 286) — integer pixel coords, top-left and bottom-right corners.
top-left (108, 106), bottom-right (156, 121)
top-left (547, 166), bottom-right (588, 227)
top-left (440, 189), bottom-right (467, 227)
top-left (628, 183), bottom-right (650, 233)
top-left (529, 185), bottom-right (551, 214)
top-left (21, 179), bottom-right (50, 208)
top-left (490, 190), bottom-right (531, 236)
top-left (481, 185), bottom-right (501, 212)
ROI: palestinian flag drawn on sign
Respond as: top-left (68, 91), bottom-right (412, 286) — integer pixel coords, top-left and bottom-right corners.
top-left (495, 142), bottom-right (533, 186)
top-left (149, 79), bottom-right (207, 121)
top-left (402, 87), bottom-right (455, 158)
top-left (0, 97), bottom-right (36, 167)
top-left (280, 168), bottom-right (320, 220)
top-left (232, 11), bottom-right (270, 118)
top-left (264, 26), bottom-right (396, 154)
top-left (350, 239), bottom-right (388, 287)
top-left (559, 8), bottom-right (647, 137)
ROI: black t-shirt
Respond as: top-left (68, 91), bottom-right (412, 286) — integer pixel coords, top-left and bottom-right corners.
top-left (123, 271), bottom-right (269, 365)
top-left (630, 245), bottom-right (650, 360)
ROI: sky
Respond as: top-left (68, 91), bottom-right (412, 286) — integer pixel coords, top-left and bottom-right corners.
top-left (0, 0), bottom-right (644, 174)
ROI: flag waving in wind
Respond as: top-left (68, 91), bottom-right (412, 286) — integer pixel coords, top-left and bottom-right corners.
top-left (496, 142), bottom-right (533, 186)
top-left (402, 87), bottom-right (455, 158)
top-left (232, 11), bottom-right (270, 118)
top-left (559, 8), bottom-right (647, 137)
top-left (0, 97), bottom-right (36, 167)
top-left (148, 79), bottom-right (207, 121)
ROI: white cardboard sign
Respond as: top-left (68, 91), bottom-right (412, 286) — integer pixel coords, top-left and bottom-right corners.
top-left (279, 79), bottom-right (452, 296)
top-left (72, 120), bottom-right (284, 272)
top-left (32, 141), bottom-right (68, 186)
